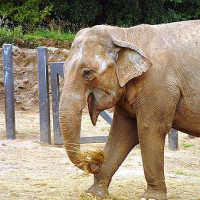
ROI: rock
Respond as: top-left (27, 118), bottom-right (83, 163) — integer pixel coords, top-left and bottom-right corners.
top-left (47, 47), bottom-right (59, 54)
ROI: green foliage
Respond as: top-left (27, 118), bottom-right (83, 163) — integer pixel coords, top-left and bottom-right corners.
top-left (0, 26), bottom-right (21, 46)
top-left (0, 26), bottom-right (75, 48)
top-left (0, 26), bottom-right (39, 47)
top-left (144, 0), bottom-right (200, 24)
top-left (0, 0), bottom-right (52, 31)
top-left (105, 0), bottom-right (140, 27)
top-left (12, 0), bottom-right (52, 31)
top-left (1, 0), bottom-right (200, 32)
top-left (70, 0), bottom-right (102, 29)
top-left (26, 27), bottom-right (75, 40)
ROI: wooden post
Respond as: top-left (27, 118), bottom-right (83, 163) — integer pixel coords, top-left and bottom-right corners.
top-left (3, 44), bottom-right (16, 139)
top-left (50, 62), bottom-right (64, 145)
top-left (168, 129), bottom-right (178, 150)
top-left (37, 47), bottom-right (51, 144)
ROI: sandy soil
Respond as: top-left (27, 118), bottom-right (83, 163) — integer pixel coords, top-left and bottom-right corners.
top-left (0, 111), bottom-right (200, 200)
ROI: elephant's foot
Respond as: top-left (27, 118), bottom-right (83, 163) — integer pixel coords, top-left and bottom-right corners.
top-left (140, 189), bottom-right (167, 200)
top-left (86, 184), bottom-right (109, 199)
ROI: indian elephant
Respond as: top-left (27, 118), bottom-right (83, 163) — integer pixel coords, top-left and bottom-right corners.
top-left (59, 20), bottom-right (200, 200)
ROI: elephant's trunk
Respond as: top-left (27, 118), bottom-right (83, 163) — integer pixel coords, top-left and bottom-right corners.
top-left (59, 87), bottom-right (103, 174)
top-left (59, 89), bottom-right (84, 169)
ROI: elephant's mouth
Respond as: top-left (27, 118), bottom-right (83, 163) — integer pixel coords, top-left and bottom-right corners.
top-left (87, 93), bottom-right (93, 113)
top-left (87, 93), bottom-right (101, 126)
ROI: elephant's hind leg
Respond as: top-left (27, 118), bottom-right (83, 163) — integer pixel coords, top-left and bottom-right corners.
top-left (137, 91), bottom-right (179, 200)
top-left (86, 105), bottom-right (139, 199)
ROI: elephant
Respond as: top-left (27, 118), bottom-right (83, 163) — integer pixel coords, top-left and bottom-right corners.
top-left (59, 20), bottom-right (200, 200)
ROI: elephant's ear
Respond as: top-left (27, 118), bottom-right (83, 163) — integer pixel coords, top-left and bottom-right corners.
top-left (92, 25), bottom-right (152, 87)
top-left (116, 48), bottom-right (152, 87)
top-left (111, 37), bottom-right (152, 87)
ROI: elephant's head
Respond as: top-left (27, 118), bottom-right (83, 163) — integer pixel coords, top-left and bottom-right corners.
top-left (59, 25), bottom-right (152, 173)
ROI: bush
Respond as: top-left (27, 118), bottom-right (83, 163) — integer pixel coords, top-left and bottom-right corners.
top-left (144, 0), bottom-right (200, 24)
top-left (1, 0), bottom-right (200, 32)
top-left (0, 0), bottom-right (52, 32)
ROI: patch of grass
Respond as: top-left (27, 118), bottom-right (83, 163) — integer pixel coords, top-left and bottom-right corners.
top-left (171, 170), bottom-right (200, 177)
top-left (172, 170), bottom-right (185, 175)
top-left (181, 143), bottom-right (194, 148)
top-left (0, 26), bottom-right (75, 48)
top-left (32, 27), bottom-right (75, 40)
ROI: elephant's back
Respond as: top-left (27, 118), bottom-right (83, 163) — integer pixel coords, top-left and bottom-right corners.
top-left (137, 20), bottom-right (200, 90)
top-left (128, 20), bottom-right (200, 60)
top-left (150, 20), bottom-right (200, 56)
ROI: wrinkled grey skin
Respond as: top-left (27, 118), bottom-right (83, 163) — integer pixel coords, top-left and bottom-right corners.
top-left (59, 20), bottom-right (200, 200)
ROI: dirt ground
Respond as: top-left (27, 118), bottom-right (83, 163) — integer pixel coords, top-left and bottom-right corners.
top-left (0, 111), bottom-right (200, 200)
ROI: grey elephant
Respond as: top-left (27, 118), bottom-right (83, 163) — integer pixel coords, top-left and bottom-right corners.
top-left (59, 20), bottom-right (200, 200)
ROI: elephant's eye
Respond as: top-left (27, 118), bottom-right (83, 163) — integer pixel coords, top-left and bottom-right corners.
top-left (83, 69), bottom-right (96, 81)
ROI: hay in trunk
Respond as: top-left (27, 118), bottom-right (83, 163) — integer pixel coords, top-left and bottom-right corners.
top-left (76, 148), bottom-right (105, 174)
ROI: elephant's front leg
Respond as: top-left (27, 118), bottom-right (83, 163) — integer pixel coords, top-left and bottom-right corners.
top-left (87, 105), bottom-right (139, 198)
